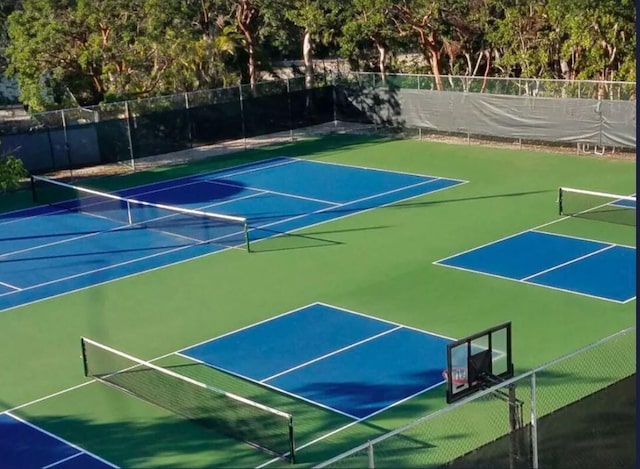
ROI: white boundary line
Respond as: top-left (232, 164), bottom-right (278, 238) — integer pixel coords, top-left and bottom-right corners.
top-left (2, 411), bottom-right (119, 468)
top-left (203, 178), bottom-right (341, 206)
top-left (173, 351), bottom-right (359, 420)
top-left (0, 280), bottom-right (20, 290)
top-left (288, 156), bottom-right (469, 183)
top-left (260, 327), bottom-right (403, 383)
top-left (256, 379), bottom-right (448, 468)
top-left (533, 228), bottom-right (636, 250)
top-left (521, 245), bottom-right (616, 281)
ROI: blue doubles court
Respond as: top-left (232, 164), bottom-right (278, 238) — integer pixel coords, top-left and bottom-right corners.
top-left (0, 157), bottom-right (465, 312)
top-left (434, 229), bottom-right (636, 303)
top-left (179, 303), bottom-right (453, 420)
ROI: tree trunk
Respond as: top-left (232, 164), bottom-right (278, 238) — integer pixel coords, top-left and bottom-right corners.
top-left (236, 0), bottom-right (258, 90)
top-left (480, 49), bottom-right (491, 93)
top-left (375, 40), bottom-right (387, 82)
top-left (303, 31), bottom-right (314, 89)
top-left (428, 48), bottom-right (443, 91)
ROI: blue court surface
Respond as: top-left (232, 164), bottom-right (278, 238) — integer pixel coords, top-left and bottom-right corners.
top-left (179, 303), bottom-right (453, 420)
top-left (0, 412), bottom-right (117, 469)
top-left (434, 230), bottom-right (636, 303)
top-left (0, 157), bottom-right (466, 312)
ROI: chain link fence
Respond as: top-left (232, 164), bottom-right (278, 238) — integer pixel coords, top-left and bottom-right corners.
top-left (0, 72), bottom-right (635, 175)
top-left (314, 327), bottom-right (636, 469)
top-left (342, 72), bottom-right (637, 101)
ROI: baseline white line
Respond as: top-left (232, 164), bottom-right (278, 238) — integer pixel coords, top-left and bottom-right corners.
top-left (314, 302), bottom-right (457, 342)
top-left (261, 327), bottom-right (403, 383)
top-left (208, 157), bottom-right (299, 181)
top-left (521, 245), bottom-right (616, 282)
top-left (287, 156), bottom-right (469, 182)
top-left (4, 411), bottom-right (119, 468)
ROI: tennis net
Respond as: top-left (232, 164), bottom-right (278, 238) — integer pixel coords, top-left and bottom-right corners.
top-left (30, 175), bottom-right (250, 251)
top-left (558, 187), bottom-right (636, 226)
top-left (81, 337), bottom-right (296, 461)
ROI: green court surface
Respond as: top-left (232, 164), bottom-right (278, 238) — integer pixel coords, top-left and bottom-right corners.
top-left (0, 135), bottom-right (635, 468)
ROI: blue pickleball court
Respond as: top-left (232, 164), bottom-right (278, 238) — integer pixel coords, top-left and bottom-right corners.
top-left (434, 230), bottom-right (636, 303)
top-left (0, 413), bottom-right (117, 469)
top-left (179, 303), bottom-right (453, 420)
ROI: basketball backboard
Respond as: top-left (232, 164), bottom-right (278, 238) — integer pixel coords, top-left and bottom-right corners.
top-left (444, 322), bottom-right (513, 403)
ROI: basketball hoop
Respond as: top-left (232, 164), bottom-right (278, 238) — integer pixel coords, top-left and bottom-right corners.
top-left (442, 367), bottom-right (468, 387)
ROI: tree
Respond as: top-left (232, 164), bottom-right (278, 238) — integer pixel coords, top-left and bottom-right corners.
top-left (285, 0), bottom-right (342, 88)
top-left (0, 141), bottom-right (27, 192)
top-left (546, 0), bottom-right (636, 82)
top-left (390, 0), bottom-right (448, 90)
top-left (6, 0), bottom-right (242, 109)
top-left (340, 0), bottom-right (399, 79)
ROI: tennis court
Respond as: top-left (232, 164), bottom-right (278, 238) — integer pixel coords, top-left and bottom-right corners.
top-left (0, 134), bottom-right (635, 468)
top-left (0, 157), bottom-right (464, 311)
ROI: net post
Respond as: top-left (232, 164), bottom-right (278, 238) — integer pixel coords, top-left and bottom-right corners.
top-left (80, 337), bottom-right (89, 377)
top-left (367, 440), bottom-right (375, 468)
top-left (288, 417), bottom-right (296, 463)
top-left (558, 187), bottom-right (563, 215)
top-left (243, 222), bottom-right (251, 253)
top-left (126, 200), bottom-right (133, 225)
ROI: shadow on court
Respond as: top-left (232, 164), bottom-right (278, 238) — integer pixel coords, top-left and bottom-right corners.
top-left (250, 225), bottom-right (392, 252)
top-left (390, 189), bottom-right (555, 208)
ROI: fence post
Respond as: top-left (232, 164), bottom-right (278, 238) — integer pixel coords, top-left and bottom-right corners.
top-left (184, 92), bottom-right (193, 148)
top-left (238, 84), bottom-right (247, 150)
top-left (124, 101), bottom-right (136, 171)
top-left (60, 110), bottom-right (75, 179)
top-left (531, 372), bottom-right (539, 469)
top-left (367, 440), bottom-right (375, 469)
top-left (332, 72), bottom-right (337, 127)
top-left (286, 77), bottom-right (294, 141)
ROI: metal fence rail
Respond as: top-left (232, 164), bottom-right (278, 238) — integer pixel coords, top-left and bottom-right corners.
top-left (340, 72), bottom-right (637, 100)
top-left (314, 327), bottom-right (636, 468)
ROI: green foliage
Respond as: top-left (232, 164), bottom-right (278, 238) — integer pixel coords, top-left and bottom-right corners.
top-left (1, 0), bottom-right (636, 110)
top-left (0, 146), bottom-right (28, 192)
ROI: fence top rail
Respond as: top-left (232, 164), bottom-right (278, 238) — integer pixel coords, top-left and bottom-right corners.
top-left (345, 72), bottom-right (636, 86)
top-left (312, 325), bottom-right (636, 468)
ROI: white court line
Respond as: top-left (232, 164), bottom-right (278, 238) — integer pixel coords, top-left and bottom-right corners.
top-left (261, 327), bottom-right (403, 383)
top-left (437, 255), bottom-right (630, 304)
top-left (288, 156), bottom-right (469, 182)
top-left (43, 452), bottom-right (84, 469)
top-left (204, 178), bottom-right (341, 206)
top-left (3, 411), bottom-right (119, 468)
top-left (174, 351), bottom-right (360, 420)
top-left (0, 280), bottom-right (20, 291)
top-left (314, 302), bottom-right (457, 342)
top-left (255, 379), bottom-right (448, 468)
top-left (521, 245), bottom-right (616, 281)
top-left (532, 228), bottom-right (636, 250)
